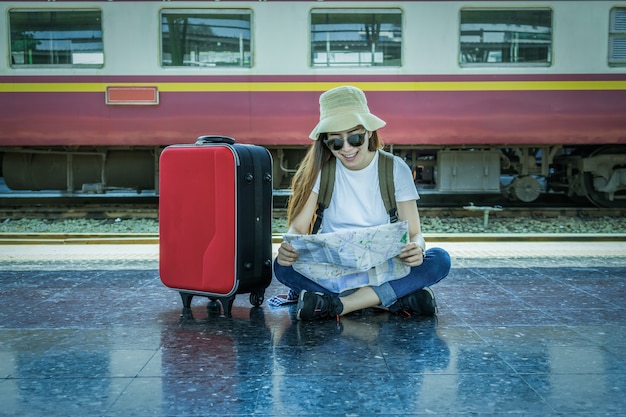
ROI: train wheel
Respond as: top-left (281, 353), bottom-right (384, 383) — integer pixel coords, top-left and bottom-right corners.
top-left (584, 146), bottom-right (626, 208)
top-left (510, 176), bottom-right (541, 203)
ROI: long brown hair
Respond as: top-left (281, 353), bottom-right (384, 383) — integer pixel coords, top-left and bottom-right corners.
top-left (286, 130), bottom-right (384, 226)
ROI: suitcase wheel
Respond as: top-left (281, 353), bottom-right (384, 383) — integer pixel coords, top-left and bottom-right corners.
top-left (207, 299), bottom-right (221, 316)
top-left (250, 290), bottom-right (265, 307)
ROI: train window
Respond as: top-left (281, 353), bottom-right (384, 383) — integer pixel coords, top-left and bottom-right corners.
top-left (9, 10), bottom-right (103, 67)
top-left (161, 10), bottom-right (252, 67)
top-left (459, 9), bottom-right (552, 66)
top-left (310, 9), bottom-right (402, 67)
top-left (609, 8), bottom-right (626, 66)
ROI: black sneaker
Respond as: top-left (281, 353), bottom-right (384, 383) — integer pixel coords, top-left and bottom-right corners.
top-left (296, 290), bottom-right (343, 321)
top-left (389, 287), bottom-right (438, 317)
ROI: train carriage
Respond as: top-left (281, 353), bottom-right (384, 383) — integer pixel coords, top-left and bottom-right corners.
top-left (1, 0), bottom-right (625, 207)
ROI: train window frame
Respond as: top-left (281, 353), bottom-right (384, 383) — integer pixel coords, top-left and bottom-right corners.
top-left (160, 9), bottom-right (253, 68)
top-left (8, 9), bottom-right (104, 68)
top-left (459, 8), bottom-right (553, 67)
top-left (310, 8), bottom-right (402, 68)
top-left (609, 7), bottom-right (626, 66)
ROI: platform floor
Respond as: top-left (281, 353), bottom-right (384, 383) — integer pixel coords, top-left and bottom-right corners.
top-left (0, 242), bottom-right (625, 417)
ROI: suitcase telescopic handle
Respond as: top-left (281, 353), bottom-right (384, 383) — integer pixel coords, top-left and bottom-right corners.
top-left (196, 135), bottom-right (235, 145)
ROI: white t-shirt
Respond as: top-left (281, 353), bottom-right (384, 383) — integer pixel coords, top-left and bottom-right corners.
top-left (312, 151), bottom-right (420, 233)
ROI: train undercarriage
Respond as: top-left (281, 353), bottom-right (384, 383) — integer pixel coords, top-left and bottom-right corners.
top-left (1, 144), bottom-right (625, 208)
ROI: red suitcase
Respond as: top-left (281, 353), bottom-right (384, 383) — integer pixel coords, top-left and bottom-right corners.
top-left (159, 136), bottom-right (273, 318)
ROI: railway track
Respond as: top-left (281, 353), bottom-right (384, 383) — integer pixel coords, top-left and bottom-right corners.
top-left (1, 193), bottom-right (625, 245)
top-left (1, 203), bottom-right (625, 239)
top-left (1, 231), bottom-right (625, 245)
top-left (0, 203), bottom-right (623, 221)
top-left (1, 202), bottom-right (624, 244)
top-left (2, 181), bottom-right (622, 218)
top-left (0, 204), bottom-right (160, 220)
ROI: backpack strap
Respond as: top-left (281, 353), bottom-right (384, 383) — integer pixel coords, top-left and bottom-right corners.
top-left (378, 150), bottom-right (398, 223)
top-left (311, 158), bottom-right (336, 234)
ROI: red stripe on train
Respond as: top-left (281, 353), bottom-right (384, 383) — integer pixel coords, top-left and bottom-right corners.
top-left (1, 90), bottom-right (625, 147)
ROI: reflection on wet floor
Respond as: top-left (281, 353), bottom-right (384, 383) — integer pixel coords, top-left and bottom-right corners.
top-left (0, 243), bottom-right (625, 416)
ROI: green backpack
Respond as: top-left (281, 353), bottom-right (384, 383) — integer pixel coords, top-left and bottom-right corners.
top-left (311, 150), bottom-right (398, 234)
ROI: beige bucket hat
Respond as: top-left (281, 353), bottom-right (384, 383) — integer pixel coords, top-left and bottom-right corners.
top-left (309, 85), bottom-right (386, 140)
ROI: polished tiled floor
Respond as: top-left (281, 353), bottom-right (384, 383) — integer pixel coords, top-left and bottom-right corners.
top-left (0, 242), bottom-right (625, 416)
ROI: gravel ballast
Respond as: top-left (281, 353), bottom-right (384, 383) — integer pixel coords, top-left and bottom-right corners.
top-left (1, 214), bottom-right (625, 235)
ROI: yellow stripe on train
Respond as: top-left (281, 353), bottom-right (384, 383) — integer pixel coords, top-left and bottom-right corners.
top-left (2, 80), bottom-right (626, 93)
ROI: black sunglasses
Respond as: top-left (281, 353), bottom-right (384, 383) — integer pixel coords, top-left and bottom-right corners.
top-left (323, 132), bottom-right (367, 151)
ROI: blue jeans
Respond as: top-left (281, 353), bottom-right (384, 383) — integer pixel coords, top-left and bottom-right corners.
top-left (273, 247), bottom-right (451, 307)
